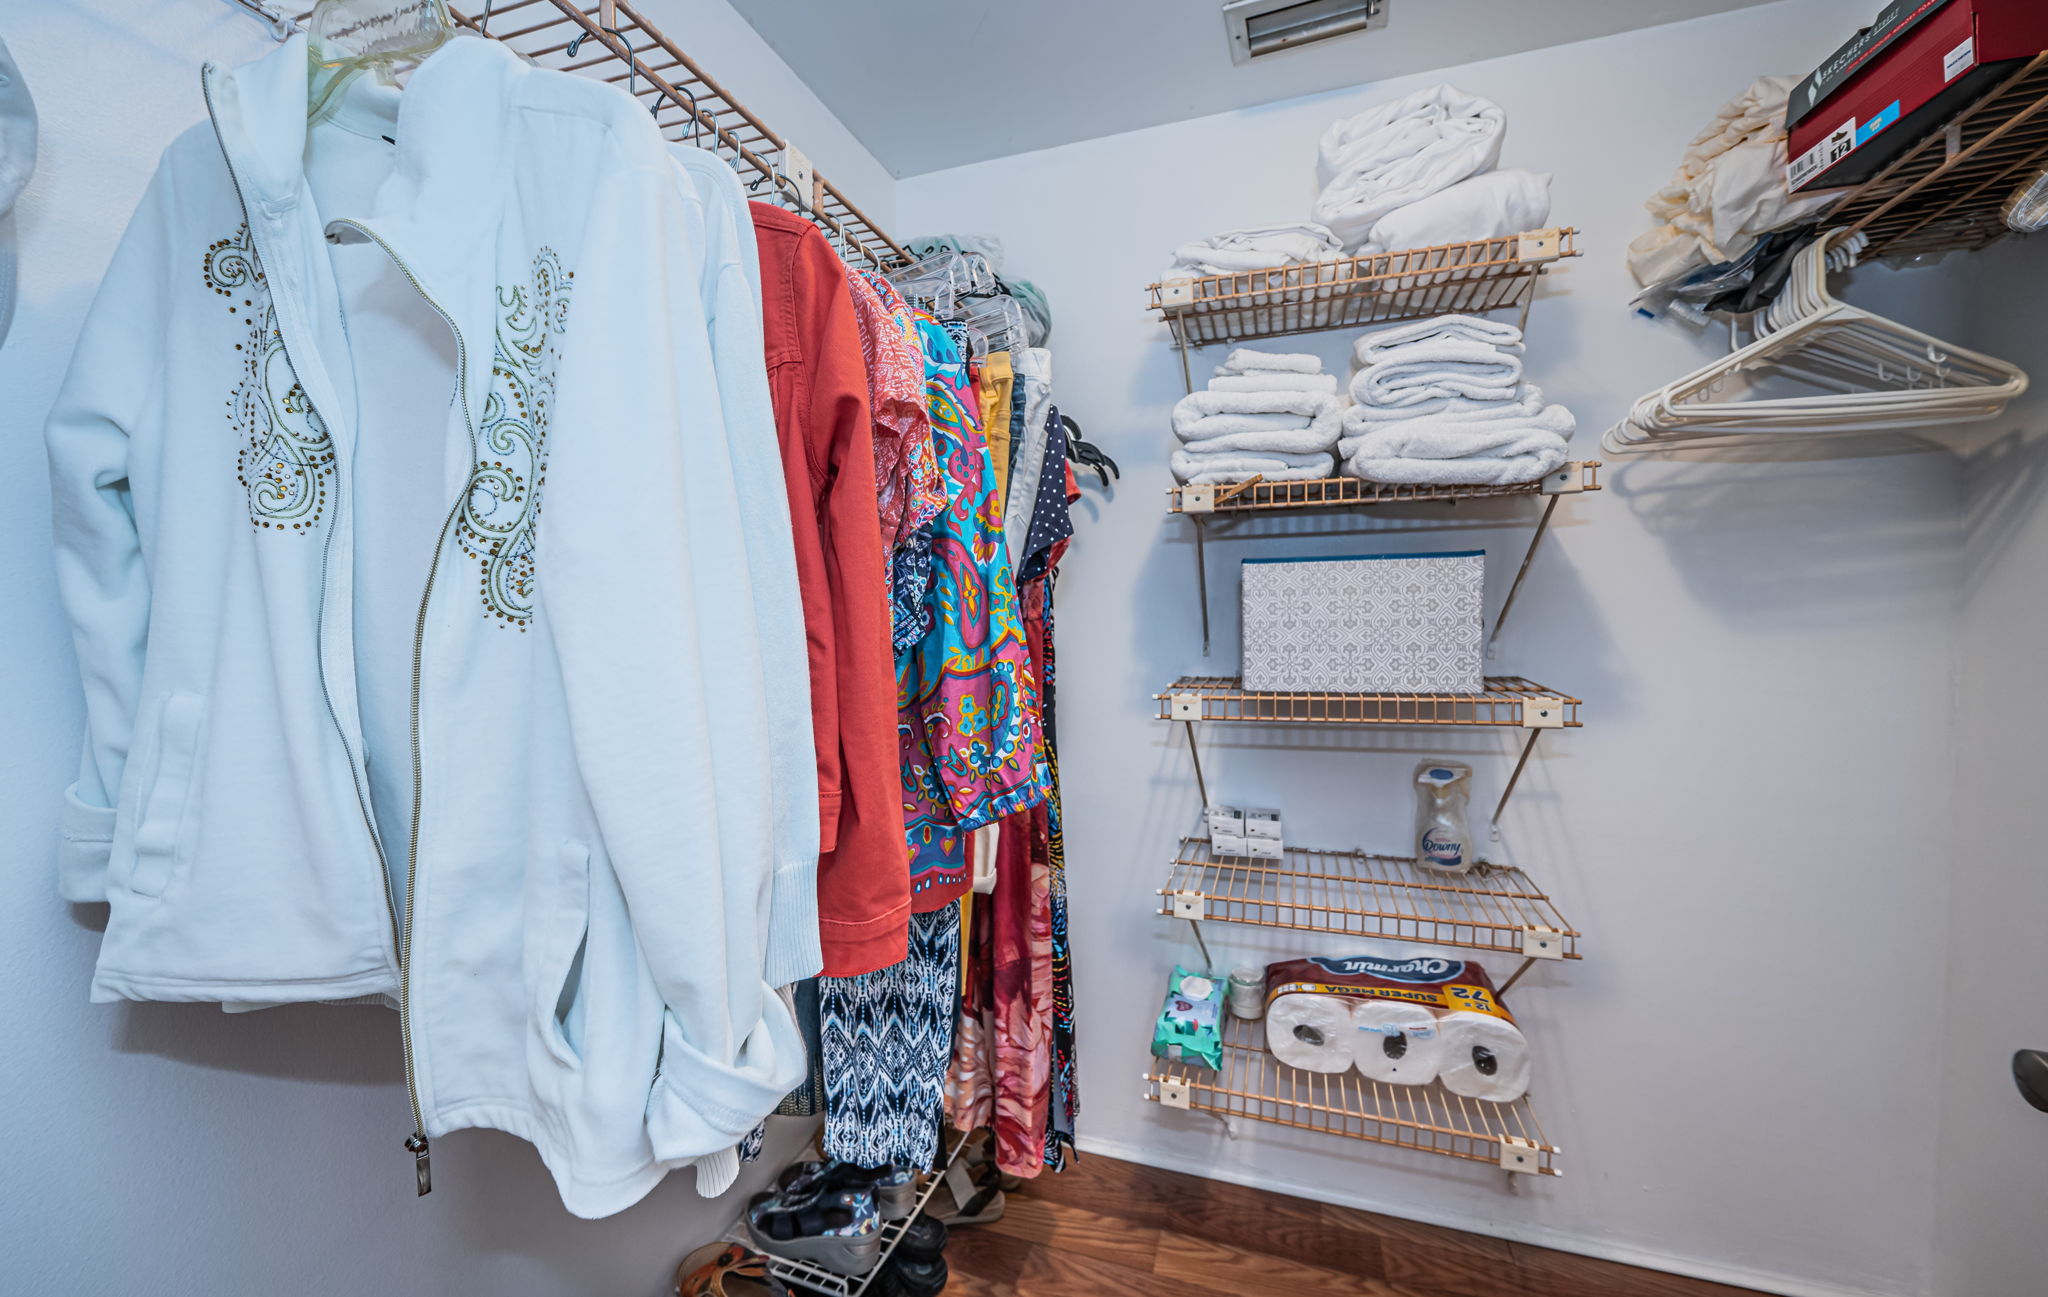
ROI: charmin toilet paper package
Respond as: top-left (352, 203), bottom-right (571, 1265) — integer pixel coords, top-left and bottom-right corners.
top-left (1264, 994), bottom-right (1356, 1072)
top-left (1265, 954), bottom-right (1529, 1098)
top-left (1263, 953), bottom-right (1513, 1021)
top-left (1351, 999), bottom-right (1446, 1085)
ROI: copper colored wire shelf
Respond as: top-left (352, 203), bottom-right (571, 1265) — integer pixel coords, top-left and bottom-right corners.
top-left (1832, 51), bottom-right (2048, 260)
top-left (1168, 462), bottom-right (1601, 515)
top-left (1156, 676), bottom-right (1580, 727)
top-left (1144, 228), bottom-right (1578, 349)
top-left (275, 1), bottom-right (909, 270)
top-left (1161, 837), bottom-right (1579, 958)
top-left (1144, 1016), bottom-right (1560, 1175)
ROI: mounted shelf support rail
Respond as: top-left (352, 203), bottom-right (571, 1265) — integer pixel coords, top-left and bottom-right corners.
top-left (1158, 676), bottom-right (1579, 828)
top-left (1173, 462), bottom-right (1600, 655)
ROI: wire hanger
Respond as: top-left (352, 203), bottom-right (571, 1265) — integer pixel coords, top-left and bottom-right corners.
top-left (306, 0), bottom-right (457, 123)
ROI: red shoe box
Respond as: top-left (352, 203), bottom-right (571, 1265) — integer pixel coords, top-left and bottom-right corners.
top-left (1786, 0), bottom-right (2048, 192)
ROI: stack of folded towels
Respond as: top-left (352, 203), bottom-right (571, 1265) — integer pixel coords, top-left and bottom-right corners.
top-left (1171, 348), bottom-right (1345, 485)
top-left (1338, 315), bottom-right (1575, 485)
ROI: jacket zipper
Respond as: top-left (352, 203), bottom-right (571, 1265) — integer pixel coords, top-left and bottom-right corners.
top-left (327, 217), bottom-right (480, 1201)
top-left (202, 63), bottom-right (458, 1200)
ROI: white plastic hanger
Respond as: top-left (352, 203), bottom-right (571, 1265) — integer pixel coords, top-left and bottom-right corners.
top-left (1604, 229), bottom-right (2027, 453)
top-left (306, 0), bottom-right (458, 124)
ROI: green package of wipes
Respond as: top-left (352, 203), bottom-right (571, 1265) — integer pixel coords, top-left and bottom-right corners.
top-left (1152, 965), bottom-right (1225, 1071)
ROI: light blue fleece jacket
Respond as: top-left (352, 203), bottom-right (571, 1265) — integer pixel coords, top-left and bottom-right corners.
top-left (44, 33), bottom-right (804, 1217)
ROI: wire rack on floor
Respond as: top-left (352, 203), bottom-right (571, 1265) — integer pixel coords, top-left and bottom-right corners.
top-left (1145, 1016), bottom-right (1560, 1175)
top-left (1832, 51), bottom-right (2048, 260)
top-left (1145, 227), bottom-right (1576, 375)
top-left (1160, 837), bottom-right (1579, 959)
top-left (742, 1133), bottom-right (968, 1296)
top-left (1157, 676), bottom-right (1579, 727)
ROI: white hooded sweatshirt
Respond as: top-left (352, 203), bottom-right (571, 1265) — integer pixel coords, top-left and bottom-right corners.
top-left (44, 33), bottom-right (806, 1216)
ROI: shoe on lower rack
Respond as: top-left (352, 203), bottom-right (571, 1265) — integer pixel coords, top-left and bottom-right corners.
top-left (673, 1242), bottom-right (793, 1297)
top-left (894, 1213), bottom-right (948, 1260)
top-left (880, 1252), bottom-right (949, 1297)
top-left (776, 1159), bottom-right (920, 1221)
top-left (744, 1188), bottom-right (882, 1278)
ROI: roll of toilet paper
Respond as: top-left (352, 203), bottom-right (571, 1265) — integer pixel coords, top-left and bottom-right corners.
top-left (1435, 1010), bottom-right (1532, 1102)
top-left (1351, 1000), bottom-right (1445, 1086)
top-left (1264, 994), bottom-right (1356, 1073)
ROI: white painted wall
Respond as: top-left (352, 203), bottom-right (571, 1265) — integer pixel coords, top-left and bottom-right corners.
top-left (898, 3), bottom-right (1967, 1295)
top-left (1932, 243), bottom-right (2048, 1297)
top-left (0, 2), bottom-right (849, 1292)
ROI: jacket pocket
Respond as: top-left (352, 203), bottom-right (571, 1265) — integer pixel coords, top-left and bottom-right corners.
top-left (128, 693), bottom-right (207, 898)
top-left (526, 841), bottom-right (592, 1069)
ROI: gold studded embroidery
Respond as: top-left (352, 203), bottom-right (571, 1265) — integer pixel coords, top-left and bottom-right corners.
top-left (206, 224), bottom-right (334, 534)
top-left (458, 248), bottom-right (572, 629)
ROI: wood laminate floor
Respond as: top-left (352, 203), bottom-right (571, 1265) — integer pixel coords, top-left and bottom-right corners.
top-left (942, 1153), bottom-right (1770, 1297)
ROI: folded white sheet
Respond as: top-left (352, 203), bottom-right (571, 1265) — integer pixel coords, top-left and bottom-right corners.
top-left (1216, 348), bottom-right (1324, 375)
top-left (1354, 313), bottom-right (1524, 362)
top-left (1342, 436), bottom-right (1567, 486)
top-left (1360, 169), bottom-right (1551, 254)
top-left (1172, 449), bottom-right (1336, 485)
top-left (1339, 415), bottom-right (1572, 463)
top-left (1351, 339), bottom-right (1523, 407)
top-left (1342, 388), bottom-right (1572, 434)
top-left (1209, 371), bottom-right (1339, 394)
top-left (1169, 222), bottom-right (1346, 277)
top-left (1313, 84), bottom-right (1506, 250)
top-left (1180, 426), bottom-right (1342, 456)
top-left (1173, 387), bottom-right (1343, 429)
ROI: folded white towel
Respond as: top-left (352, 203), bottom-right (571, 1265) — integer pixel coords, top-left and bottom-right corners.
top-left (1355, 314), bottom-right (1524, 362)
top-left (1181, 411), bottom-right (1314, 436)
top-left (1209, 372), bottom-right (1339, 394)
top-left (1342, 436), bottom-right (1567, 486)
top-left (1359, 169), bottom-right (1551, 254)
top-left (1172, 388), bottom-right (1343, 431)
top-left (1314, 84), bottom-right (1506, 250)
top-left (1172, 449), bottom-right (1336, 485)
top-left (1351, 339), bottom-right (1523, 407)
top-left (1216, 348), bottom-right (1324, 375)
top-left (1338, 411), bottom-right (1573, 462)
top-left (1170, 222), bottom-right (1346, 276)
top-left (1180, 426), bottom-right (1342, 456)
top-left (1344, 386), bottom-right (1554, 426)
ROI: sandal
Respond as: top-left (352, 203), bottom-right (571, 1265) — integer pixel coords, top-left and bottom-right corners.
top-left (929, 1162), bottom-right (1005, 1227)
top-left (895, 1213), bottom-right (948, 1260)
top-left (674, 1242), bottom-right (792, 1297)
top-left (880, 1252), bottom-right (949, 1297)
top-left (776, 1159), bottom-right (919, 1221)
top-left (745, 1188), bottom-right (882, 1277)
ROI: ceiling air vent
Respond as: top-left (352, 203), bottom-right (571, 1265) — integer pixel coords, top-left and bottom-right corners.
top-left (1223, 0), bottom-right (1386, 65)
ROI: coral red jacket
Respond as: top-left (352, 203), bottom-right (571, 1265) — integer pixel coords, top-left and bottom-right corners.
top-left (751, 204), bottom-right (907, 977)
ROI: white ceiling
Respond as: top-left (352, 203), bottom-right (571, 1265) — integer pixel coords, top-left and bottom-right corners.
top-left (723, 0), bottom-right (1782, 177)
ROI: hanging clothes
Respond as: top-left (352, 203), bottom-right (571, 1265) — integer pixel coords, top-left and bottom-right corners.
top-left (751, 202), bottom-right (910, 980)
top-left (818, 904), bottom-right (963, 1169)
top-left (896, 313), bottom-right (1045, 910)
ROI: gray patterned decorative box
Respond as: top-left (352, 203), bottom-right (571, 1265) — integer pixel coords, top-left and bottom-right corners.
top-left (1240, 551), bottom-right (1485, 694)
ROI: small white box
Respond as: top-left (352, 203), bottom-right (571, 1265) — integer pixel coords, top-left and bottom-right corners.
top-left (1245, 836), bottom-right (1285, 860)
top-left (1243, 808), bottom-right (1283, 840)
top-left (1205, 805), bottom-right (1244, 837)
top-left (1241, 550), bottom-right (1485, 694)
top-left (1211, 832), bottom-right (1248, 857)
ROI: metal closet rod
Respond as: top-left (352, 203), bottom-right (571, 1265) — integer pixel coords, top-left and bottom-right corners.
top-left (231, 0), bottom-right (908, 270)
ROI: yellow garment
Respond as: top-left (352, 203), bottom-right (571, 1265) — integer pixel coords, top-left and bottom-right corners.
top-left (977, 350), bottom-right (1014, 505)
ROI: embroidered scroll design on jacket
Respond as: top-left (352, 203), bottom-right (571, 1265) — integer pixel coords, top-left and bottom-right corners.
top-left (460, 248), bottom-right (573, 628)
top-left (206, 224), bottom-right (334, 533)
